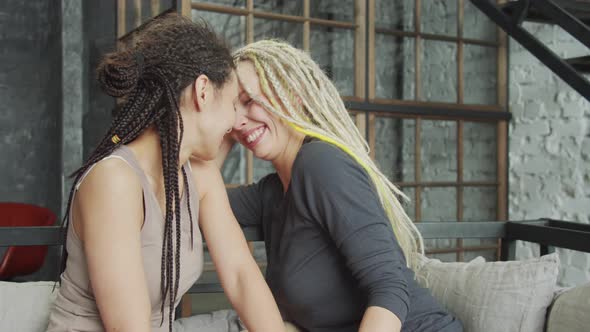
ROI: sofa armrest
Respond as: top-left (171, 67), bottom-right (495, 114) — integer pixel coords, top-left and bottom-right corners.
top-left (546, 282), bottom-right (590, 332)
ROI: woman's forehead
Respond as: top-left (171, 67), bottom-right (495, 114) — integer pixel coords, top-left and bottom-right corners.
top-left (236, 61), bottom-right (257, 81)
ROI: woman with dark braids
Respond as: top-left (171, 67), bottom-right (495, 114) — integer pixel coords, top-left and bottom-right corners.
top-left (46, 14), bottom-right (285, 332)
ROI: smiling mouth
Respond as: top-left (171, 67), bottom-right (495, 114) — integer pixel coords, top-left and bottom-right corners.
top-left (245, 126), bottom-right (265, 144)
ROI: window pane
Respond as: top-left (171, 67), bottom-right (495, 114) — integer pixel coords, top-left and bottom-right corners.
top-left (310, 0), bottom-right (354, 22)
top-left (195, 11), bottom-right (246, 49)
top-left (374, 117), bottom-right (415, 182)
top-left (463, 45), bottom-right (497, 105)
top-left (376, 0), bottom-right (414, 31)
top-left (463, 187), bottom-right (496, 221)
top-left (255, 0), bottom-right (303, 16)
top-left (222, 144), bottom-right (246, 184)
top-left (199, 0), bottom-right (246, 7)
top-left (253, 158), bottom-right (275, 182)
top-left (254, 18), bottom-right (303, 49)
top-left (462, 186), bottom-right (498, 247)
top-left (463, 0), bottom-right (497, 41)
top-left (421, 187), bottom-right (457, 221)
top-left (310, 26), bottom-right (354, 96)
top-left (421, 0), bottom-right (458, 37)
top-left (376, 35), bottom-right (415, 100)
top-left (422, 187), bottom-right (457, 253)
top-left (125, 0), bottom-right (174, 29)
top-left (463, 121), bottom-right (497, 181)
top-left (420, 40), bottom-right (457, 103)
top-left (421, 120), bottom-right (457, 182)
top-left (401, 187), bottom-right (416, 221)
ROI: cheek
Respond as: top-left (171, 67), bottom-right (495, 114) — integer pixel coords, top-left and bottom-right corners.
top-left (250, 105), bottom-right (273, 124)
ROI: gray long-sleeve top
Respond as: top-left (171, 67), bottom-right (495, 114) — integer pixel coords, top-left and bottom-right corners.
top-left (228, 139), bottom-right (462, 332)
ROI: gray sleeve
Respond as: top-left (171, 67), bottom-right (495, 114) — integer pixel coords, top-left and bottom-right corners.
top-left (227, 185), bottom-right (263, 227)
top-left (227, 173), bottom-right (279, 227)
top-left (292, 142), bottom-right (411, 322)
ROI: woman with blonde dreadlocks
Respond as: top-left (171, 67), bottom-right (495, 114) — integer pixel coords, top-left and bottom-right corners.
top-left (46, 15), bottom-right (285, 332)
top-left (217, 40), bottom-right (463, 332)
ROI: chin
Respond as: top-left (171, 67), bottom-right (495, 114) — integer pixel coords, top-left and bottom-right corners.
top-left (252, 149), bottom-right (274, 162)
top-left (193, 149), bottom-right (217, 162)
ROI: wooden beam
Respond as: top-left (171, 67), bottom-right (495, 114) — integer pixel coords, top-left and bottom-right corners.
top-left (367, 0), bottom-right (376, 100)
top-left (151, 0), bottom-right (160, 17)
top-left (415, 117), bottom-right (422, 221)
top-left (303, 0), bottom-right (310, 52)
top-left (497, 121), bottom-right (508, 220)
top-left (368, 113), bottom-right (376, 159)
top-left (457, 119), bottom-right (464, 261)
top-left (354, 0), bottom-right (366, 99)
top-left (191, 2), bottom-right (356, 28)
top-left (134, 0), bottom-right (142, 29)
top-left (415, 0), bottom-right (422, 101)
top-left (117, 0), bottom-right (126, 44)
top-left (396, 180), bottom-right (498, 187)
top-left (458, 0), bottom-right (465, 105)
top-left (181, 294), bottom-right (192, 317)
top-left (246, 0), bottom-right (254, 184)
top-left (180, 0), bottom-right (192, 17)
top-left (373, 29), bottom-right (499, 47)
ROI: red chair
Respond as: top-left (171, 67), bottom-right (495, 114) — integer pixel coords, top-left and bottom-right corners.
top-left (0, 202), bottom-right (57, 280)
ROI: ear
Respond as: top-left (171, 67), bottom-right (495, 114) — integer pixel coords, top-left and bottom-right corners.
top-left (193, 74), bottom-right (211, 112)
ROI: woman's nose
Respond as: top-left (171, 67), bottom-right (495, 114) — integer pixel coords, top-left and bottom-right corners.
top-left (233, 106), bottom-right (248, 130)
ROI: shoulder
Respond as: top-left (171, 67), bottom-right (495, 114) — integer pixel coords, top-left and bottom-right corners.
top-left (74, 157), bottom-right (144, 234)
top-left (292, 140), bottom-right (368, 185)
top-left (77, 157), bottom-right (142, 199)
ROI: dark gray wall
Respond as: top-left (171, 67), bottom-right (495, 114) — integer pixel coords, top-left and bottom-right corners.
top-left (0, 0), bottom-right (62, 215)
top-left (83, 0), bottom-right (116, 160)
top-left (0, 0), bottom-right (118, 281)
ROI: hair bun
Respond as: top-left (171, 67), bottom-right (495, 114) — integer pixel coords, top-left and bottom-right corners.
top-left (97, 51), bottom-right (142, 98)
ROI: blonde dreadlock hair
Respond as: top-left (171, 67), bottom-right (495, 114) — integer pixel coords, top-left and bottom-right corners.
top-left (233, 39), bottom-right (424, 270)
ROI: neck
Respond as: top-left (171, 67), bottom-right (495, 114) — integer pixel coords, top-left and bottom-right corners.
top-left (272, 129), bottom-right (306, 192)
top-left (126, 126), bottom-right (191, 180)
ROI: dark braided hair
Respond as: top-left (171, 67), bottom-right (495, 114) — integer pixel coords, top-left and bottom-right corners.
top-left (60, 13), bottom-right (234, 332)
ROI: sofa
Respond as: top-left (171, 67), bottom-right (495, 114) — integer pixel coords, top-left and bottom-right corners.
top-left (1, 219), bottom-right (588, 332)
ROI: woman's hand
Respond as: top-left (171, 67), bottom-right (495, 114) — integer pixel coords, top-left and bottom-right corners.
top-left (359, 306), bottom-right (402, 332)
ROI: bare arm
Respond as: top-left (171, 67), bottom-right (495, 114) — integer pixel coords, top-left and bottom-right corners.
top-left (192, 160), bottom-right (285, 332)
top-left (359, 306), bottom-right (402, 332)
top-left (73, 159), bottom-right (151, 332)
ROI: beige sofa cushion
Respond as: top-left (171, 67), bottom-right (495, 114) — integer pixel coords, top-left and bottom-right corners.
top-left (0, 281), bottom-right (58, 332)
top-left (546, 281), bottom-right (590, 332)
top-left (414, 253), bottom-right (559, 332)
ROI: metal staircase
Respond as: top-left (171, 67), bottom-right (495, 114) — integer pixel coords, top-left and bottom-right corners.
top-left (470, 0), bottom-right (590, 101)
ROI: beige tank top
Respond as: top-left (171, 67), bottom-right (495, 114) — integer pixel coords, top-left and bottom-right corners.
top-left (47, 145), bottom-right (204, 332)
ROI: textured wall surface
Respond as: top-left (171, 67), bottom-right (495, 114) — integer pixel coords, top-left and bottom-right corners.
top-left (509, 22), bottom-right (590, 286)
top-left (0, 1), bottom-right (62, 215)
top-left (0, 0), bottom-right (62, 281)
top-left (83, 0), bottom-right (116, 161)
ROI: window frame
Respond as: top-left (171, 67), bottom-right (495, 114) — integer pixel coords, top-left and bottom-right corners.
top-left (117, 0), bottom-right (509, 261)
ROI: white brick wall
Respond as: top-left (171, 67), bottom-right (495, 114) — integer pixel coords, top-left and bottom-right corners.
top-left (509, 22), bottom-right (590, 286)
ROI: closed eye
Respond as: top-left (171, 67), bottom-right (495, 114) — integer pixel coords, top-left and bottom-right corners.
top-left (242, 97), bottom-right (253, 106)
